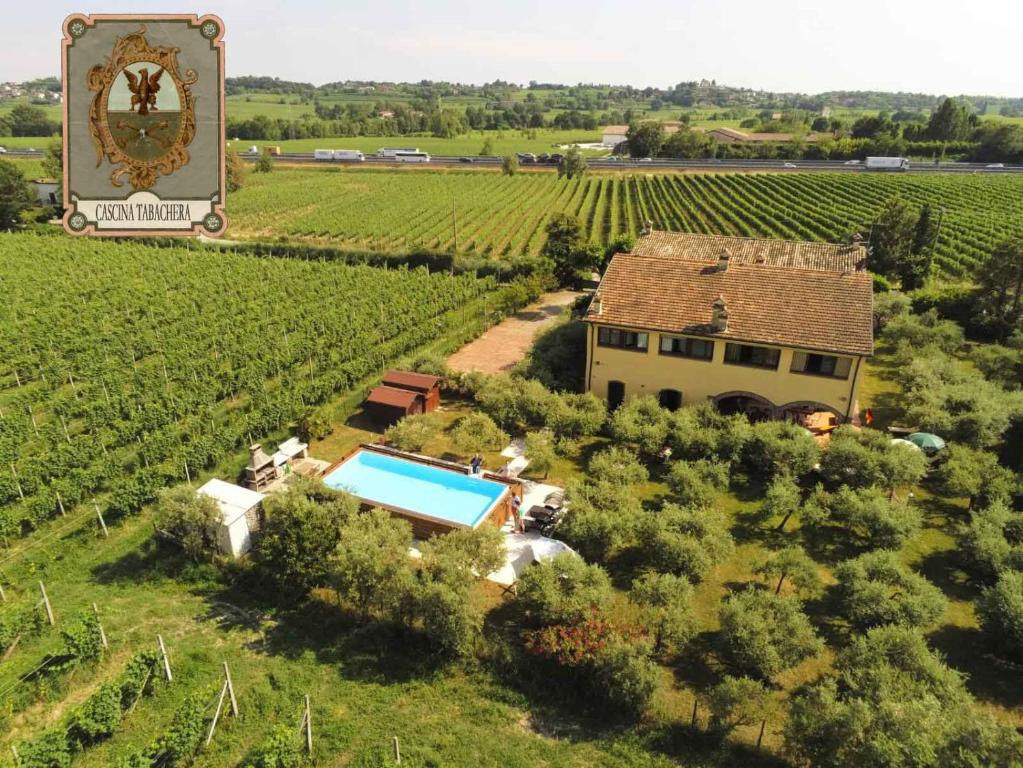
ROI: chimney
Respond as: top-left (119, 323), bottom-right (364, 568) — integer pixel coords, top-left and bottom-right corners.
top-left (711, 296), bottom-right (728, 332)
top-left (640, 220), bottom-right (653, 236)
top-left (590, 294), bottom-right (603, 315)
top-left (248, 443), bottom-right (272, 470)
top-left (717, 248), bottom-right (731, 271)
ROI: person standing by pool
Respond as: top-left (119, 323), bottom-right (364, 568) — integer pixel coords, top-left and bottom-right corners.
top-left (470, 453), bottom-right (483, 475)
top-left (511, 494), bottom-right (522, 533)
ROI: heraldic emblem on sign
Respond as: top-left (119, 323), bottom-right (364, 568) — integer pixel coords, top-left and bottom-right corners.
top-left (63, 14), bottom-right (227, 237)
top-left (87, 28), bottom-right (198, 190)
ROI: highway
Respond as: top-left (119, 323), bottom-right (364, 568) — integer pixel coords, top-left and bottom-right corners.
top-left (4, 147), bottom-right (1021, 174)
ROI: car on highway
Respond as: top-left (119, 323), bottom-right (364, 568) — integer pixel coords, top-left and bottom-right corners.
top-left (516, 153), bottom-right (537, 163)
top-left (536, 153), bottom-right (550, 163)
top-left (0, 146), bottom-right (6, 154)
top-left (637, 157), bottom-right (653, 163)
top-left (548, 154), bottom-right (564, 164)
top-left (783, 162), bottom-right (798, 168)
top-left (986, 163), bottom-right (1005, 168)
top-left (844, 159), bottom-right (861, 165)
top-left (458, 157), bottom-right (475, 163)
top-left (248, 145), bottom-right (259, 154)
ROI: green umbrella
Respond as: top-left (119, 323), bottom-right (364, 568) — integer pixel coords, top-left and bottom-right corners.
top-left (908, 432), bottom-right (946, 452)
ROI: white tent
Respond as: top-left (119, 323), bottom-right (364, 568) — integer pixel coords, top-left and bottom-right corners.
top-left (197, 478), bottom-right (265, 557)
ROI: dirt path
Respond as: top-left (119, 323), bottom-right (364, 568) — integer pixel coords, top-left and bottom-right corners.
top-left (447, 290), bottom-right (580, 374)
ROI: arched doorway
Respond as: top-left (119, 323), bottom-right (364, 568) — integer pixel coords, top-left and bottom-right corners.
top-left (659, 388), bottom-right (683, 412)
top-left (607, 380), bottom-right (625, 411)
top-left (778, 401), bottom-right (844, 434)
top-left (713, 391), bottom-right (775, 422)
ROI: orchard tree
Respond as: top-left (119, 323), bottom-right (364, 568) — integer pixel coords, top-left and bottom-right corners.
top-left (868, 196), bottom-right (917, 282)
top-left (785, 625), bottom-right (1023, 768)
top-left (523, 429), bottom-right (556, 479)
top-left (629, 571), bottom-right (700, 655)
top-left (0, 158), bottom-right (34, 231)
top-left (717, 589), bottom-right (822, 680)
top-left (331, 507), bottom-right (414, 619)
top-left (545, 392), bottom-right (607, 439)
top-left (741, 420), bottom-right (819, 480)
top-left (384, 413), bottom-right (441, 452)
top-left (960, 501), bottom-right (1023, 579)
top-left (450, 412), bottom-right (508, 456)
top-left (516, 553), bottom-right (613, 626)
top-left (667, 401), bottom-right (751, 464)
top-left (804, 485), bottom-right (922, 550)
top-left (764, 474), bottom-right (803, 532)
top-left (560, 479), bottom-right (643, 561)
top-left (638, 502), bottom-right (734, 583)
top-left (541, 213), bottom-right (596, 287)
top-left (976, 571), bottom-right (1023, 662)
top-left (254, 152), bottom-right (274, 173)
top-left (587, 445), bottom-right (648, 487)
top-left (609, 395), bottom-right (671, 456)
top-left (706, 675), bottom-right (775, 746)
top-left (754, 546), bottom-right (822, 597)
top-left (666, 459), bottom-right (729, 508)
top-left (225, 149), bottom-right (246, 192)
top-left (819, 426), bottom-right (927, 492)
top-left (834, 550), bottom-right (947, 631)
top-left (935, 444), bottom-right (1014, 509)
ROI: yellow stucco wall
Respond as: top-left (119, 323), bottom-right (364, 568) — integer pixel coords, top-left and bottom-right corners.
top-left (584, 324), bottom-right (866, 419)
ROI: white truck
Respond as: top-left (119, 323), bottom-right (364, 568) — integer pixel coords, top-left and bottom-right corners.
top-left (313, 149), bottom-right (334, 161)
top-left (332, 150), bottom-right (365, 162)
top-left (865, 156), bottom-right (910, 172)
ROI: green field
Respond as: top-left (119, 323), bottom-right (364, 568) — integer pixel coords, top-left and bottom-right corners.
top-left (227, 167), bottom-right (1023, 276)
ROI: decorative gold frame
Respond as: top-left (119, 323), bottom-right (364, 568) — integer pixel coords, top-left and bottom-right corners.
top-left (86, 26), bottom-right (198, 190)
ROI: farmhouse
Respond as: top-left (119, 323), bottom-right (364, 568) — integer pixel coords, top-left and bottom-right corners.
top-left (583, 231), bottom-right (873, 424)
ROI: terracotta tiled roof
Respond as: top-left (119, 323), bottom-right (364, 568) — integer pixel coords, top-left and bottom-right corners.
top-left (366, 386), bottom-right (422, 408)
top-left (631, 231), bottom-right (865, 273)
top-left (586, 249), bottom-right (873, 357)
top-left (602, 125), bottom-right (630, 135)
top-left (705, 127), bottom-right (828, 142)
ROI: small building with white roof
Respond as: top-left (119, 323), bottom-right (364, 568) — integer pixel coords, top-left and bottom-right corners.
top-left (197, 478), bottom-right (266, 557)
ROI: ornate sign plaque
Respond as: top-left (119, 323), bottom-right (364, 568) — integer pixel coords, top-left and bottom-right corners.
top-left (62, 14), bottom-right (227, 236)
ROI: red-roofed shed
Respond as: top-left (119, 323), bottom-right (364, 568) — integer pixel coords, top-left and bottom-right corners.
top-left (364, 385), bottom-right (425, 425)
top-left (382, 370), bottom-right (442, 412)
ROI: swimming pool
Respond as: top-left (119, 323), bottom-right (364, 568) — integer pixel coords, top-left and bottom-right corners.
top-left (322, 448), bottom-right (509, 531)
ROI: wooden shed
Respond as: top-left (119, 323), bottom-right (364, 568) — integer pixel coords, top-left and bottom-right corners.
top-left (364, 385), bottom-right (424, 425)
top-left (382, 371), bottom-right (442, 412)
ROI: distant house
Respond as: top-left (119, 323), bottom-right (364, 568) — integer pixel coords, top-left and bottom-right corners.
top-left (601, 121), bottom-right (684, 148)
top-left (197, 478), bottom-right (265, 557)
top-left (583, 231), bottom-right (873, 424)
top-left (703, 127), bottom-right (827, 144)
top-left (377, 110), bottom-right (394, 119)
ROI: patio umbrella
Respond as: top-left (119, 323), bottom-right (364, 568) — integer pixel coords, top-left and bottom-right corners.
top-left (891, 438), bottom-right (923, 452)
top-left (908, 432), bottom-right (946, 452)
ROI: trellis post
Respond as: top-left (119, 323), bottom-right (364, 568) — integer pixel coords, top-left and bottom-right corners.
top-left (157, 634), bottom-right (173, 681)
top-left (39, 580), bottom-right (54, 625)
top-left (94, 502), bottom-right (109, 538)
top-left (93, 602), bottom-right (108, 649)
top-left (393, 736), bottom-right (401, 764)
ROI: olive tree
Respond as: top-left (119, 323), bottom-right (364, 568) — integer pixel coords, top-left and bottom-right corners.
top-left (666, 459), bottom-right (729, 508)
top-left (718, 589), bottom-right (822, 680)
top-left (753, 546), bottom-right (822, 597)
top-left (384, 413), bottom-right (442, 452)
top-left (764, 474), bottom-right (803, 532)
top-left (524, 430), bottom-right (556, 479)
top-left (558, 478), bottom-right (644, 561)
top-left (637, 502), bottom-right (734, 583)
top-left (834, 550), bottom-right (947, 631)
top-left (609, 395), bottom-right (671, 456)
top-left (785, 626), bottom-right (1023, 768)
top-left (588, 446), bottom-right (648, 487)
top-left (936, 444), bottom-right (1014, 510)
top-left (706, 675), bottom-right (775, 745)
top-left (516, 553), bottom-right (613, 626)
top-left (667, 402), bottom-right (751, 464)
top-left (976, 571), bottom-right (1023, 662)
top-left (804, 485), bottom-right (922, 550)
top-left (331, 508), bottom-right (415, 619)
top-left (960, 501), bottom-right (1023, 580)
top-left (630, 572), bottom-right (700, 655)
top-left (740, 421), bottom-right (819, 480)
top-left (449, 412), bottom-right (509, 456)
top-left (819, 426), bottom-right (927, 492)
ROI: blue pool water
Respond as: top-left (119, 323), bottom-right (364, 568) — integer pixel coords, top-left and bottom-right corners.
top-left (322, 450), bottom-right (506, 527)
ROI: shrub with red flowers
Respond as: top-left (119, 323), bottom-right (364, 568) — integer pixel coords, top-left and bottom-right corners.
top-left (522, 613), bottom-right (657, 716)
top-left (523, 613), bottom-right (644, 666)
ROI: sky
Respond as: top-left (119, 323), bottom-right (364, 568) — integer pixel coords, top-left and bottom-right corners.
top-left (3, 0), bottom-right (1022, 97)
